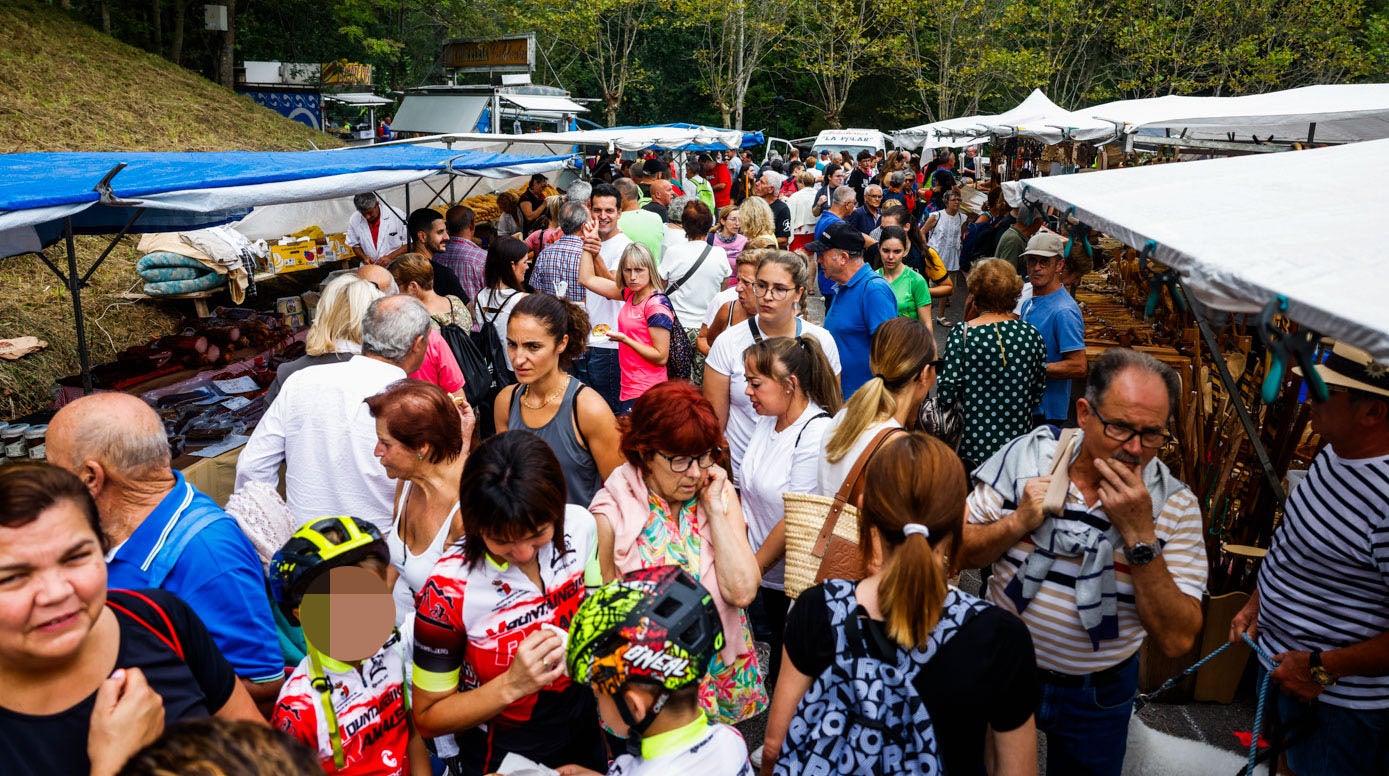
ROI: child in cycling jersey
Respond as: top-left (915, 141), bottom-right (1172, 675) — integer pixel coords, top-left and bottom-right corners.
top-left (561, 565), bottom-right (755, 776)
top-left (269, 517), bottom-right (429, 776)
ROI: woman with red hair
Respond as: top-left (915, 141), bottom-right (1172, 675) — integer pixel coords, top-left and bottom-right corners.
top-left (589, 380), bottom-right (767, 725)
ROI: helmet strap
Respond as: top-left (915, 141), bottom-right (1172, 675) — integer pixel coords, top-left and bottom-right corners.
top-left (616, 684), bottom-right (671, 758)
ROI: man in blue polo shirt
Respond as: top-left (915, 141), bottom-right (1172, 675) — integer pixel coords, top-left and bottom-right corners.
top-left (810, 220), bottom-right (898, 395)
top-left (47, 392), bottom-right (285, 714)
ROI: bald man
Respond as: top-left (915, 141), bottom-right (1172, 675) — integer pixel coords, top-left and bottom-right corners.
top-left (357, 263), bottom-right (398, 294)
top-left (47, 393), bottom-right (285, 713)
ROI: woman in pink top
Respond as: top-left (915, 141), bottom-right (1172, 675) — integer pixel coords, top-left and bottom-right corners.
top-left (579, 235), bottom-right (673, 413)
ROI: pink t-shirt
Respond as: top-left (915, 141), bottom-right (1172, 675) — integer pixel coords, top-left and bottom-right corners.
top-left (618, 289), bottom-right (674, 401)
top-left (409, 329), bottom-right (465, 393)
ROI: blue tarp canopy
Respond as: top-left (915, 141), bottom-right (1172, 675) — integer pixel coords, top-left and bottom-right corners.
top-left (0, 146), bottom-right (573, 251)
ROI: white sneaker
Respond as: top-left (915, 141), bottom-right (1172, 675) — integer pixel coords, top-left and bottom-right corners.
top-left (750, 747), bottom-right (763, 769)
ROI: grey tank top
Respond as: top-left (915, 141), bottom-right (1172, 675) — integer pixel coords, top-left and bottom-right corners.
top-left (508, 377), bottom-right (602, 506)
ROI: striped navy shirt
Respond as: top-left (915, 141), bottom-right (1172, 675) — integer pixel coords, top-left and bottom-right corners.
top-left (1256, 446), bottom-right (1389, 709)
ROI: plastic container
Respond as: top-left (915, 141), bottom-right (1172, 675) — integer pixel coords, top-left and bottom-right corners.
top-left (24, 424), bottom-right (48, 460)
top-left (2, 423), bottom-right (30, 462)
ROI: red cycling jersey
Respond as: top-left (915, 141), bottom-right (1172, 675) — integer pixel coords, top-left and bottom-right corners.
top-left (273, 630), bottom-right (411, 776)
top-left (412, 505), bottom-right (599, 746)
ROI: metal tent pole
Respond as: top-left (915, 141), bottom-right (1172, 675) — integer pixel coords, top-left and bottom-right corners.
top-left (1180, 282), bottom-right (1287, 506)
top-left (62, 218), bottom-right (95, 394)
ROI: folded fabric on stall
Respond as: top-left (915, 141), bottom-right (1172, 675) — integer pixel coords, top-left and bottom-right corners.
top-left (136, 251), bottom-right (228, 296)
top-left (136, 226), bottom-right (265, 303)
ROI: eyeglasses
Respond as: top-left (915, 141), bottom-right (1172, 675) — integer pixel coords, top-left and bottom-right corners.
top-left (1090, 407), bottom-right (1173, 449)
top-left (656, 450), bottom-right (720, 473)
top-left (753, 281), bottom-right (796, 300)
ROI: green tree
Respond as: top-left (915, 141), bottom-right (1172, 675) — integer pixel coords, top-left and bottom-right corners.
top-left (786, 0), bottom-right (884, 128)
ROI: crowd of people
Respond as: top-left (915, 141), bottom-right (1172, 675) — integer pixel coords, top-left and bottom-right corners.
top-left (2, 144), bottom-right (1385, 776)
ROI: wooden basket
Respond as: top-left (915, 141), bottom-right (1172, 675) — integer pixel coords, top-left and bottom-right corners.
top-left (782, 492), bottom-right (861, 599)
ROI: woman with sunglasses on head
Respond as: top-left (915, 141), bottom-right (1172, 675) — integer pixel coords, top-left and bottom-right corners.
top-left (579, 236), bottom-right (673, 413)
top-left (703, 251), bottom-right (842, 486)
top-left (921, 189), bottom-right (969, 328)
top-left (697, 240), bottom-right (774, 359)
top-left (589, 381), bottom-right (768, 726)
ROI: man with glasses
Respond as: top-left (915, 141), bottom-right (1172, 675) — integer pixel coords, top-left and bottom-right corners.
top-left (960, 347), bottom-right (1207, 776)
top-left (846, 183), bottom-right (884, 237)
top-left (1019, 231), bottom-right (1087, 427)
top-left (810, 221), bottom-right (897, 395)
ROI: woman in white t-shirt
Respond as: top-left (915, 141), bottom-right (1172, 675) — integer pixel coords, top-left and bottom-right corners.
top-left (474, 236), bottom-right (531, 373)
top-left (817, 317), bottom-right (937, 496)
top-left (659, 200), bottom-right (729, 384)
top-left (703, 250), bottom-right (841, 484)
top-left (739, 334), bottom-right (843, 688)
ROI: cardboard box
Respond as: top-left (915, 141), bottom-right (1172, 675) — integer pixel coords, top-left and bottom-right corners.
top-left (268, 241), bottom-right (321, 273)
top-left (276, 296), bottom-right (304, 316)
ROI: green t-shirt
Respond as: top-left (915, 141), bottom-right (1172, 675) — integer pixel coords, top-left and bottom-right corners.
top-left (619, 209), bottom-right (667, 264)
top-left (995, 226), bottom-right (1027, 274)
top-left (878, 266), bottom-right (932, 319)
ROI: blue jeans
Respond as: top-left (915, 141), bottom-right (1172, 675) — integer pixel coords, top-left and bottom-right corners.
top-left (1277, 692), bottom-right (1389, 776)
top-left (572, 347), bottom-right (620, 414)
top-left (1036, 656), bottom-right (1138, 776)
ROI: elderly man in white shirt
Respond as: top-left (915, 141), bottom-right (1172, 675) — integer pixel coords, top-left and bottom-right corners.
top-left (346, 192), bottom-right (409, 266)
top-left (235, 294), bottom-right (431, 533)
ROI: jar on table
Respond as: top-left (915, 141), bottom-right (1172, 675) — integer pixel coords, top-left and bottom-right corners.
top-left (24, 424), bottom-right (48, 461)
top-left (2, 423), bottom-right (30, 462)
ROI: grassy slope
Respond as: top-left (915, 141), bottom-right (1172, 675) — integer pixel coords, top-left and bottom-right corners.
top-left (0, 0), bottom-right (345, 416)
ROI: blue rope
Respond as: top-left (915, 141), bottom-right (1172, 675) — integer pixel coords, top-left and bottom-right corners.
top-left (1136, 634), bottom-right (1278, 775)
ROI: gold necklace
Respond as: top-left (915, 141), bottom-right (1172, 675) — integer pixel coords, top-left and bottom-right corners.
top-left (521, 375), bottom-right (570, 410)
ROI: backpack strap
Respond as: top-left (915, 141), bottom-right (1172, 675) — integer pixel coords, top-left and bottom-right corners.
top-left (747, 316), bottom-right (763, 343)
top-left (107, 589), bottom-right (185, 661)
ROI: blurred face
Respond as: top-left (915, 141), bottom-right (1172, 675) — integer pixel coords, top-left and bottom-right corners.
top-left (621, 262), bottom-right (652, 292)
top-left (0, 500), bottom-right (107, 668)
top-left (754, 175), bottom-right (773, 197)
top-left (755, 262), bottom-right (804, 322)
top-left (373, 418), bottom-right (420, 479)
top-left (827, 168), bottom-right (845, 187)
top-left (529, 178), bottom-right (546, 195)
top-left (945, 194), bottom-right (961, 214)
top-left (858, 157), bottom-right (872, 173)
top-left (591, 196), bottom-right (620, 239)
top-left (745, 364), bottom-right (793, 417)
top-left (1076, 370), bottom-right (1172, 473)
top-left (361, 205), bottom-right (381, 223)
top-left (879, 237), bottom-right (907, 271)
top-left (1026, 254), bottom-right (1064, 291)
top-left (721, 210), bottom-right (741, 236)
top-left (482, 524), bottom-right (555, 568)
top-left (508, 313), bottom-right (565, 384)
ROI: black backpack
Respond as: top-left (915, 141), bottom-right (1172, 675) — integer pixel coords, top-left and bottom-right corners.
top-left (456, 291), bottom-right (520, 437)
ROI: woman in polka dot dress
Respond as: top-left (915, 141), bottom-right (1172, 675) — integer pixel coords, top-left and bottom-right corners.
top-left (936, 259), bottom-right (1047, 470)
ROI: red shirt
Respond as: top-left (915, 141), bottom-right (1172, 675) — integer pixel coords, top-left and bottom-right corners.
top-left (711, 163), bottom-right (733, 208)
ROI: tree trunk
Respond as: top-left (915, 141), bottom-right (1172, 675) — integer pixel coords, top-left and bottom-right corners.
top-left (151, 0), bottom-right (163, 55)
top-left (723, 107), bottom-right (733, 128)
top-left (219, 1), bottom-right (236, 89)
top-left (171, 0), bottom-right (186, 65)
top-left (100, 0), bottom-right (111, 34)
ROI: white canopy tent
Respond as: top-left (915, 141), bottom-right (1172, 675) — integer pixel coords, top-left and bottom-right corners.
top-left (379, 124), bottom-right (750, 155)
top-left (1002, 139), bottom-right (1389, 361)
top-left (895, 83), bottom-right (1389, 152)
top-left (893, 89), bottom-right (1092, 150)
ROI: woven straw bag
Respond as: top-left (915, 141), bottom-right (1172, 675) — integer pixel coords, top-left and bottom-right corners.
top-left (781, 426), bottom-right (905, 599)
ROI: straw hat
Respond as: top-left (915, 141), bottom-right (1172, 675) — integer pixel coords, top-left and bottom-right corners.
top-left (1294, 341), bottom-right (1389, 399)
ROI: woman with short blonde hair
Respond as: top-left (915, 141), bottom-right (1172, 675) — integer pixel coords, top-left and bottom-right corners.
top-left (266, 275), bottom-right (382, 405)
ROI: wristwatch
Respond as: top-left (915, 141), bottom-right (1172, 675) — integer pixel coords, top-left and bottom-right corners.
top-left (1123, 541), bottom-right (1160, 566)
top-left (1309, 649), bottom-right (1336, 686)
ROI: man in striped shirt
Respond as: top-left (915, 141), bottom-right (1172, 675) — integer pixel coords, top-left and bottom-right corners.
top-left (531, 201), bottom-right (589, 304)
top-left (1230, 340), bottom-right (1389, 776)
top-left (961, 348), bottom-right (1207, 776)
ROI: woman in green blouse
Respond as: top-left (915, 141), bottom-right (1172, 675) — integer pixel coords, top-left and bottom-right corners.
top-left (876, 225), bottom-right (933, 328)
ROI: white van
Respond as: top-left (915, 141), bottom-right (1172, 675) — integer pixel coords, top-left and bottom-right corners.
top-left (762, 128), bottom-right (888, 172)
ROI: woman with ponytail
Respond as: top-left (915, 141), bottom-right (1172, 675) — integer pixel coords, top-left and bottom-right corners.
top-left (763, 434), bottom-right (1040, 776)
top-left (738, 335), bottom-right (843, 689)
top-left (816, 316), bottom-right (935, 497)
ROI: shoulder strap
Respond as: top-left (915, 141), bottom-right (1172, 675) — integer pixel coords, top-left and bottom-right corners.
top-left (573, 383), bottom-right (593, 452)
top-left (794, 411), bottom-right (833, 448)
top-left (107, 589), bottom-right (185, 660)
top-left (667, 243), bottom-right (716, 297)
top-left (307, 647), bottom-right (346, 770)
top-left (747, 316), bottom-right (763, 343)
top-left (812, 426), bottom-right (907, 560)
top-left (145, 493), bottom-right (230, 586)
